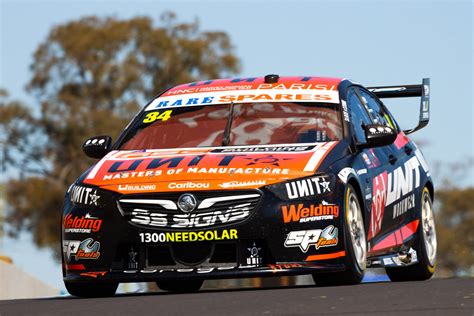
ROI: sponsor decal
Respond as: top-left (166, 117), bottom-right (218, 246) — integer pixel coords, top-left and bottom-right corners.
top-left (368, 157), bottom-right (421, 240)
top-left (84, 142), bottom-right (338, 184)
top-left (285, 176), bottom-right (331, 199)
top-left (243, 155), bottom-right (291, 166)
top-left (392, 193), bottom-right (415, 219)
top-left (137, 266), bottom-right (236, 274)
top-left (162, 77), bottom-right (338, 97)
top-left (131, 204), bottom-right (251, 228)
top-left (386, 156), bottom-right (421, 206)
top-left (218, 180), bottom-right (266, 188)
top-left (63, 238), bottom-right (101, 260)
top-left (282, 201), bottom-right (339, 223)
top-left (69, 185), bottom-right (100, 206)
top-left (168, 182), bottom-right (209, 189)
top-left (139, 229), bottom-right (238, 243)
top-left (212, 145), bottom-right (314, 153)
top-left (269, 263), bottom-right (303, 272)
top-left (118, 184), bottom-right (156, 191)
top-left (284, 225), bottom-right (338, 253)
top-left (145, 89), bottom-right (340, 110)
top-left (368, 171), bottom-right (388, 240)
top-left (341, 99), bottom-right (350, 122)
top-left (246, 242), bottom-right (263, 266)
top-left (128, 247), bottom-right (138, 270)
top-left (364, 149), bottom-right (381, 168)
top-left (63, 213), bottom-right (103, 233)
top-left (337, 167), bottom-right (356, 184)
top-left (101, 166), bottom-right (290, 181)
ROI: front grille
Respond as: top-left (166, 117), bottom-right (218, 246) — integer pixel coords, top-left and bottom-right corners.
top-left (145, 242), bottom-right (238, 268)
top-left (117, 190), bottom-right (261, 230)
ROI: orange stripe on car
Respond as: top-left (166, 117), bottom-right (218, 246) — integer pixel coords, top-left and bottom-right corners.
top-left (305, 250), bottom-right (346, 261)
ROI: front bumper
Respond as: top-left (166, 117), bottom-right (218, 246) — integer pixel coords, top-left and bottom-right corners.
top-left (62, 182), bottom-right (348, 282)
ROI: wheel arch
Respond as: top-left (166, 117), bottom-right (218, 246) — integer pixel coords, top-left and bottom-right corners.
top-left (347, 177), bottom-right (366, 223)
top-left (424, 180), bottom-right (434, 201)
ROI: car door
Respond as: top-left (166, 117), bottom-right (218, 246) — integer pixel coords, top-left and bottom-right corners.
top-left (356, 89), bottom-right (411, 246)
top-left (346, 87), bottom-right (394, 249)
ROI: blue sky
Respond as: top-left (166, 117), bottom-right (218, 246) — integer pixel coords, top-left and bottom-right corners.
top-left (0, 0), bottom-right (472, 292)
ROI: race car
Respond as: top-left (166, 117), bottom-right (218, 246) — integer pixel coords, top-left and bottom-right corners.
top-left (61, 75), bottom-right (437, 297)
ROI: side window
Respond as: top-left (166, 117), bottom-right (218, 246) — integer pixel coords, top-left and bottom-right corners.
top-left (357, 90), bottom-right (396, 130)
top-left (347, 88), bottom-right (372, 143)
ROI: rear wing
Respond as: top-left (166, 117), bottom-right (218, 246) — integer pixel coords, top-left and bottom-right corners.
top-left (368, 78), bottom-right (430, 135)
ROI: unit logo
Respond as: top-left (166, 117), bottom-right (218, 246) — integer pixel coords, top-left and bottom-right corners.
top-left (285, 176), bottom-right (330, 199)
top-left (284, 225), bottom-right (338, 253)
top-left (368, 156), bottom-right (421, 239)
top-left (282, 201), bottom-right (339, 223)
top-left (63, 213), bottom-right (103, 233)
top-left (246, 242), bottom-right (263, 266)
top-left (69, 185), bottom-right (100, 206)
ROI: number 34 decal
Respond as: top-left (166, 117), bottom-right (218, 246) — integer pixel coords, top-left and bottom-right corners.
top-left (143, 110), bottom-right (173, 123)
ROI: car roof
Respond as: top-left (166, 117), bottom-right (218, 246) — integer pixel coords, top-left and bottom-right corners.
top-left (166, 76), bottom-right (343, 94)
top-left (145, 76), bottom-right (344, 111)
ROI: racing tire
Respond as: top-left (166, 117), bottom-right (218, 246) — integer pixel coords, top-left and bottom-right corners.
top-left (312, 184), bottom-right (367, 286)
top-left (385, 187), bottom-right (436, 281)
top-left (64, 281), bottom-right (118, 298)
top-left (156, 279), bottom-right (204, 293)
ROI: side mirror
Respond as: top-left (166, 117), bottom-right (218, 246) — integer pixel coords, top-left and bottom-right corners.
top-left (358, 124), bottom-right (397, 149)
top-left (82, 135), bottom-right (112, 159)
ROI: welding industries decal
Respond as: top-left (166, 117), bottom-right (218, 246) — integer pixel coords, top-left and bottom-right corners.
top-left (282, 201), bottom-right (339, 223)
top-left (63, 213), bottom-right (103, 233)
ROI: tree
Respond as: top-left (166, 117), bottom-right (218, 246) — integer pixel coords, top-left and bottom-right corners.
top-left (2, 13), bottom-right (240, 250)
top-left (435, 187), bottom-right (474, 275)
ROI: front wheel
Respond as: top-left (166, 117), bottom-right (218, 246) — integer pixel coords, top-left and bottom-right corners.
top-left (313, 184), bottom-right (367, 286)
top-left (385, 187), bottom-right (437, 281)
top-left (64, 281), bottom-right (118, 298)
top-left (156, 279), bottom-right (204, 293)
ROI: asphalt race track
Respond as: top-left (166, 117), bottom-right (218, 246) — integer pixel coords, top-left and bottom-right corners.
top-left (0, 278), bottom-right (473, 315)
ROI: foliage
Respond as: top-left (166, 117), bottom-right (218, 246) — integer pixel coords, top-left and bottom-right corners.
top-left (435, 187), bottom-right (474, 275)
top-left (1, 13), bottom-right (239, 249)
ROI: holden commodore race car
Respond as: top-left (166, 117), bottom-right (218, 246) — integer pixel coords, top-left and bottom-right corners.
top-left (62, 75), bottom-right (437, 297)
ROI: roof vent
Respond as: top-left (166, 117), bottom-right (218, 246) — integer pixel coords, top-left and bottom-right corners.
top-left (264, 74), bottom-right (279, 83)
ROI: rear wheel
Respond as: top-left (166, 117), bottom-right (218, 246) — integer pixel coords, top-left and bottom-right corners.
top-left (385, 187), bottom-right (436, 281)
top-left (64, 281), bottom-right (118, 298)
top-left (156, 279), bottom-right (204, 293)
top-left (312, 184), bottom-right (367, 286)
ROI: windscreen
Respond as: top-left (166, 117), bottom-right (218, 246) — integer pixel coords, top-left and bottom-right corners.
top-left (120, 102), bottom-right (342, 150)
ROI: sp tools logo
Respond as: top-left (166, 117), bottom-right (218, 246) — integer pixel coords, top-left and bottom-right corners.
top-left (63, 238), bottom-right (101, 260)
top-left (284, 225), bottom-right (338, 253)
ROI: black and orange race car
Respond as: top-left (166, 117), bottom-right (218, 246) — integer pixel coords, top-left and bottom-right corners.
top-left (62, 75), bottom-right (437, 297)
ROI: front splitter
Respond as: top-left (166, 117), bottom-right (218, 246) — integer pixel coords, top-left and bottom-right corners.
top-left (64, 263), bottom-right (346, 283)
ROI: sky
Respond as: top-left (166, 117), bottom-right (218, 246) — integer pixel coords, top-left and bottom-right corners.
top-left (0, 0), bottom-right (473, 292)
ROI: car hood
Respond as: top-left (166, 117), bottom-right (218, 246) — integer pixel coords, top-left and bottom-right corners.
top-left (82, 142), bottom-right (338, 194)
